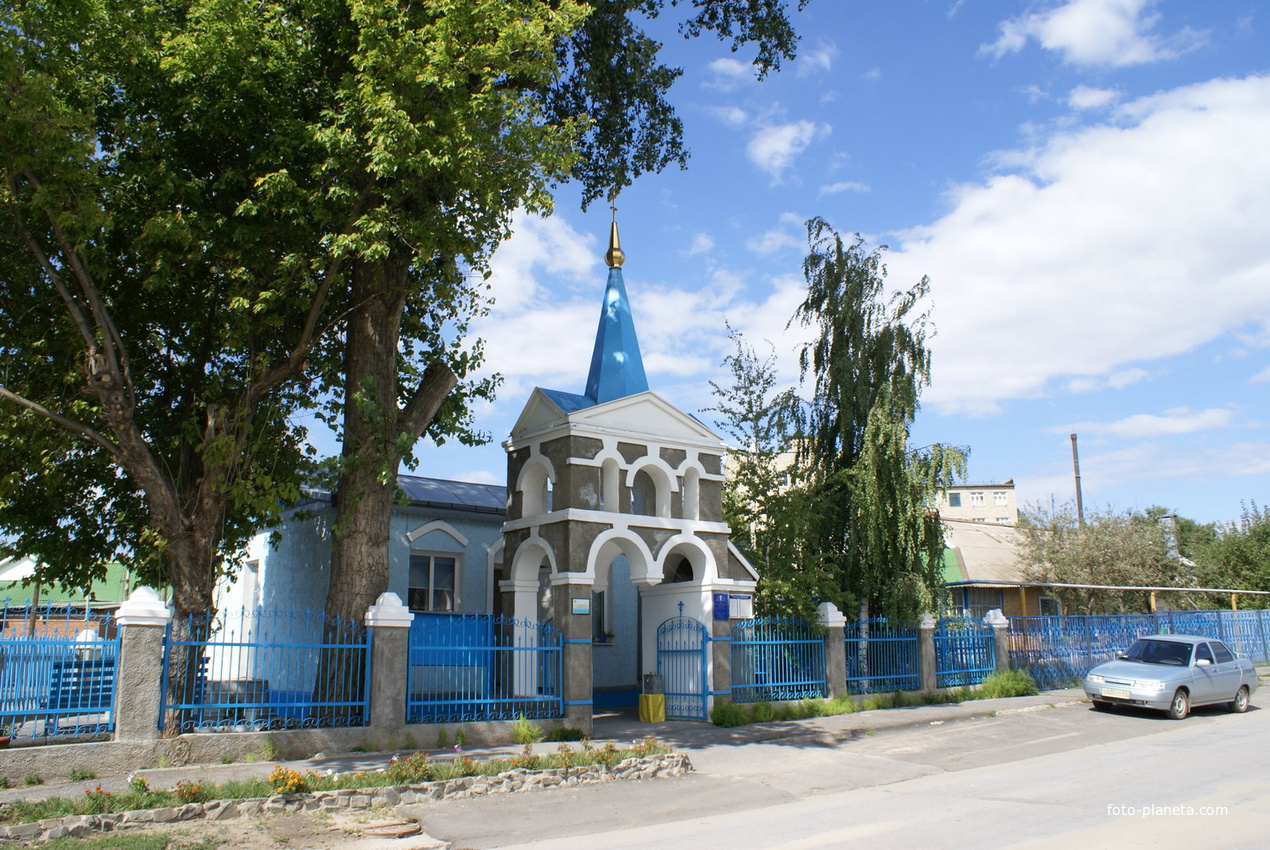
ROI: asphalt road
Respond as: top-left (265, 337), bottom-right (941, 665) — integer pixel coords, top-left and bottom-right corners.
top-left (408, 701), bottom-right (1270, 849)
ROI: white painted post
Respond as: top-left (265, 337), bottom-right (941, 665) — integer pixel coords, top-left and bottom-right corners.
top-left (114, 587), bottom-right (172, 742)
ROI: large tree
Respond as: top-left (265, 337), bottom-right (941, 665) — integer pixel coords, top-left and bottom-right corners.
top-left (0, 0), bottom-right (343, 618)
top-left (1, 0), bottom-right (809, 633)
top-left (317, 0), bottom-right (810, 627)
top-left (784, 217), bottom-right (965, 623)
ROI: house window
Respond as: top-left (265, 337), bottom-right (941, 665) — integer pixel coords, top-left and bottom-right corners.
top-left (592, 590), bottom-right (609, 642)
top-left (994, 492), bottom-right (1008, 506)
top-left (970, 492), bottom-right (984, 506)
top-left (996, 517), bottom-right (1012, 525)
top-left (972, 517), bottom-right (987, 523)
top-left (409, 553), bottom-right (457, 612)
top-left (947, 493), bottom-right (962, 507)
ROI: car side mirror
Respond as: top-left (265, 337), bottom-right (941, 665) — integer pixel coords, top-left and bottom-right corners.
top-left (1195, 658), bottom-right (1212, 667)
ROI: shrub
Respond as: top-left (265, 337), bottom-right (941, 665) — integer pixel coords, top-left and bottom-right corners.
top-left (978, 669), bottom-right (1039, 699)
top-left (512, 714), bottom-right (545, 745)
top-left (267, 766), bottom-right (309, 795)
top-left (710, 701), bottom-right (748, 727)
top-left (547, 727), bottom-right (585, 742)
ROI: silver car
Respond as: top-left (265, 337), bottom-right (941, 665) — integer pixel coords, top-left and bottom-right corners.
top-left (1083, 634), bottom-right (1259, 719)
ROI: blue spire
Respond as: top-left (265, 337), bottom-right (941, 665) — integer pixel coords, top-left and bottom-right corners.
top-left (584, 219), bottom-right (648, 404)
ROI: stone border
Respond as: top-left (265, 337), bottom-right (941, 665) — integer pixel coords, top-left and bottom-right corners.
top-left (0, 753), bottom-right (692, 844)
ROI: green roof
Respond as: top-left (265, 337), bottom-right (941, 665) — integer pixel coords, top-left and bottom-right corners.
top-left (0, 562), bottom-right (133, 606)
top-left (940, 547), bottom-right (967, 584)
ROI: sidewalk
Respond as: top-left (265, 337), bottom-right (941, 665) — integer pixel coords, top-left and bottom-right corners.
top-left (0, 689), bottom-right (1088, 807)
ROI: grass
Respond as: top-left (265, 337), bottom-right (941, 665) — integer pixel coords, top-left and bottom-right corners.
top-left (41, 832), bottom-right (222, 850)
top-left (0, 737), bottom-right (671, 827)
top-left (711, 670), bottom-right (1041, 728)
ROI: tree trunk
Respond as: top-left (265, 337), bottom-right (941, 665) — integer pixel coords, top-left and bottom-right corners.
top-left (857, 595), bottom-right (869, 685)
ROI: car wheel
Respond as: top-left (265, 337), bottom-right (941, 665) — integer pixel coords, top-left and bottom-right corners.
top-left (1229, 685), bottom-right (1250, 714)
top-left (1168, 688), bottom-right (1190, 720)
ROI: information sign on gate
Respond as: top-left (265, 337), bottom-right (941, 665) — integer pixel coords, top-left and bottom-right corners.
top-left (712, 593), bottom-right (730, 621)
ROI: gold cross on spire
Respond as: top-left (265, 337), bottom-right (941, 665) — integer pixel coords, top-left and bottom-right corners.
top-left (605, 193), bottom-right (625, 269)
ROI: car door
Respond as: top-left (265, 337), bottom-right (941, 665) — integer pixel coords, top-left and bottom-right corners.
top-left (1190, 641), bottom-right (1220, 704)
top-left (1208, 640), bottom-right (1244, 700)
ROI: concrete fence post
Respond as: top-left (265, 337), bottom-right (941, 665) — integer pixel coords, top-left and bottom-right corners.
top-left (113, 587), bottom-right (172, 742)
top-left (985, 608), bottom-right (1011, 672)
top-left (919, 613), bottom-right (938, 693)
top-left (818, 602), bottom-right (848, 698)
top-left (364, 592), bottom-right (413, 734)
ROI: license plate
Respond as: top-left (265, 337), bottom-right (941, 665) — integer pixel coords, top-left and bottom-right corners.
top-left (1101, 687), bottom-right (1131, 699)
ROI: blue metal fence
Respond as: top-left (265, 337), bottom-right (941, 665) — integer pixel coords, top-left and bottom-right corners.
top-left (730, 617), bottom-right (826, 702)
top-left (0, 604), bottom-right (119, 743)
top-left (406, 613), bottom-right (562, 723)
top-left (934, 617), bottom-right (996, 688)
top-left (844, 617), bottom-right (920, 694)
top-left (160, 607), bottom-right (370, 732)
top-left (1009, 610), bottom-right (1270, 690)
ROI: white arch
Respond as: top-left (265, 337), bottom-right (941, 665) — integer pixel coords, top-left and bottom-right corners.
top-left (516, 455), bottom-right (557, 518)
top-left (679, 465), bottom-right (702, 521)
top-left (405, 519), bottom-right (468, 547)
top-left (585, 529), bottom-right (658, 587)
top-left (655, 535), bottom-right (718, 586)
top-left (508, 535), bottom-right (557, 585)
top-left (625, 456), bottom-right (677, 518)
top-left (485, 537), bottom-right (505, 614)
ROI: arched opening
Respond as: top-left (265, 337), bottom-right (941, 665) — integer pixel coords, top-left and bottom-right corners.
top-left (630, 468), bottom-right (656, 515)
top-left (601, 458), bottom-right (621, 512)
top-left (662, 555), bottom-right (694, 584)
top-left (519, 460), bottom-right (553, 517)
top-left (681, 468), bottom-right (701, 521)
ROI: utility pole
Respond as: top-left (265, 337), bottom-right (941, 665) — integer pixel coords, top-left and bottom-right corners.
top-left (1070, 433), bottom-right (1085, 526)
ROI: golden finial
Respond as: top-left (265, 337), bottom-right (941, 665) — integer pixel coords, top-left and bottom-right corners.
top-left (605, 196), bottom-right (625, 268)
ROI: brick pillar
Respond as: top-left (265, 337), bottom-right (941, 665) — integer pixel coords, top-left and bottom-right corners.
top-left (919, 613), bottom-right (938, 693)
top-left (554, 582), bottom-right (594, 734)
top-left (985, 609), bottom-right (1011, 672)
top-left (364, 593), bottom-right (413, 732)
top-left (818, 602), bottom-right (847, 698)
top-left (113, 587), bottom-right (172, 742)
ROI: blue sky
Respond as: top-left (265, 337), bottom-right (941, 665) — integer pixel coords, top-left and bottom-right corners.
top-left (396, 0), bottom-right (1270, 526)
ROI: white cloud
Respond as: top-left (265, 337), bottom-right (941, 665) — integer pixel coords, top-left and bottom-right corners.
top-left (798, 43), bottom-right (837, 76)
top-left (704, 57), bottom-right (752, 90)
top-left (1060, 407), bottom-right (1238, 439)
top-left (746, 121), bottom-right (829, 181)
top-left (1250, 365), bottom-right (1270, 384)
top-left (486, 212), bottom-right (595, 312)
top-left (687, 233), bottom-right (715, 256)
top-left (745, 212), bottom-right (805, 256)
top-left (1064, 367), bottom-right (1150, 393)
top-left (981, 0), bottom-right (1206, 67)
top-left (1068, 85), bottom-right (1119, 110)
top-left (819, 180), bottom-right (870, 197)
top-left (886, 74), bottom-right (1270, 415)
top-left (708, 105), bottom-right (749, 128)
top-left (862, 67), bottom-right (882, 81)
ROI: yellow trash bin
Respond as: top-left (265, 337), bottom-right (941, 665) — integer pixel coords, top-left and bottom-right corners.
top-left (638, 693), bottom-right (665, 723)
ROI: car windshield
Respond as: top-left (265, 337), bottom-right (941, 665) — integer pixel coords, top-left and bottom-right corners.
top-left (1121, 639), bottom-right (1192, 666)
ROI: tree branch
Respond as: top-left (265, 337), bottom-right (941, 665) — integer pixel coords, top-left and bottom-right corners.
top-left (399, 360), bottom-right (458, 441)
top-left (0, 385), bottom-right (120, 456)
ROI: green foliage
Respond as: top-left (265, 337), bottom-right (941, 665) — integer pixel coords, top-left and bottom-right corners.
top-left (1195, 502), bottom-right (1270, 606)
top-left (977, 669), bottom-right (1039, 699)
top-left (23, 775), bottom-right (43, 787)
top-left (723, 217), bottom-right (965, 620)
top-left (546, 727), bottom-right (586, 742)
top-left (70, 770), bottom-right (96, 782)
top-left (710, 700), bottom-right (749, 727)
top-left (454, 727), bottom-right (467, 749)
top-left (1018, 503), bottom-right (1199, 613)
top-left (436, 727), bottom-right (447, 748)
top-left (512, 713), bottom-right (545, 745)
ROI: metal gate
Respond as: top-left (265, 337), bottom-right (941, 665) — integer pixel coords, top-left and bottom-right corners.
top-left (656, 616), bottom-right (709, 720)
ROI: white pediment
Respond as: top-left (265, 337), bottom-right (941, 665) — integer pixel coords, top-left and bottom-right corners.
top-left (509, 389), bottom-right (569, 439)
top-left (572, 392), bottom-right (722, 444)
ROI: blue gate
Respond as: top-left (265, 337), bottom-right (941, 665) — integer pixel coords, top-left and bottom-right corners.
top-left (657, 616), bottom-right (709, 720)
top-left (844, 617), bottom-right (920, 694)
top-left (731, 617), bottom-right (825, 703)
top-left (934, 617), bottom-right (996, 688)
